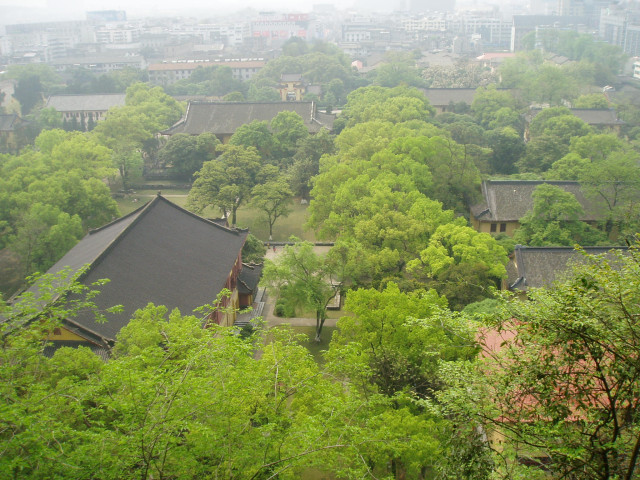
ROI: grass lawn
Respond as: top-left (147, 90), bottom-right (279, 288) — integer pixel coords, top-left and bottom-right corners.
top-left (115, 190), bottom-right (317, 242)
top-left (235, 201), bottom-right (316, 242)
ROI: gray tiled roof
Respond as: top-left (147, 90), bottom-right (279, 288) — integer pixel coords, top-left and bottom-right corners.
top-left (570, 109), bottom-right (625, 126)
top-left (163, 101), bottom-right (334, 136)
top-left (46, 94), bottom-right (126, 112)
top-left (281, 73), bottom-right (303, 82)
top-left (42, 195), bottom-right (248, 345)
top-left (472, 180), bottom-right (600, 222)
top-left (238, 263), bottom-right (262, 295)
top-left (508, 245), bottom-right (629, 291)
top-left (43, 341), bottom-right (111, 361)
top-left (421, 88), bottom-right (477, 106)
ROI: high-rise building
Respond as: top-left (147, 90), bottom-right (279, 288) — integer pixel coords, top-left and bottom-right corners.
top-left (600, 5), bottom-right (640, 56)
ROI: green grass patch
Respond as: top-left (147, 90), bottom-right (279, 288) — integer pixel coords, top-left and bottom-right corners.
top-left (114, 188), bottom-right (317, 242)
top-left (235, 201), bottom-right (316, 242)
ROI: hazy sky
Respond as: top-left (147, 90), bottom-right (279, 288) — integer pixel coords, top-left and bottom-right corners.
top-left (0, 0), bottom-right (347, 17)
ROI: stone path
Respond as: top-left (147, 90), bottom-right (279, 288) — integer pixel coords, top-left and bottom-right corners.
top-left (261, 290), bottom-right (339, 328)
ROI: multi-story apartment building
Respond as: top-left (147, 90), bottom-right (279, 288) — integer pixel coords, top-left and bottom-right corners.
top-left (401, 15), bottom-right (448, 33)
top-left (2, 21), bottom-right (92, 62)
top-left (600, 5), bottom-right (640, 57)
top-left (250, 12), bottom-right (317, 42)
top-left (461, 14), bottom-right (512, 49)
top-left (49, 53), bottom-right (146, 74)
top-left (94, 25), bottom-right (143, 44)
top-left (180, 23), bottom-right (249, 47)
top-left (511, 15), bottom-right (588, 51)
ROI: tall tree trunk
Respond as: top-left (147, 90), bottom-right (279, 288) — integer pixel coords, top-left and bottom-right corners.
top-left (231, 205), bottom-right (237, 226)
top-left (314, 309), bottom-right (325, 342)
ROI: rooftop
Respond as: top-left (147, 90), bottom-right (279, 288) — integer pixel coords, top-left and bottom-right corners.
top-left (471, 180), bottom-right (600, 223)
top-left (46, 94), bottom-right (126, 112)
top-left (33, 195), bottom-right (248, 346)
top-left (163, 101), bottom-right (335, 136)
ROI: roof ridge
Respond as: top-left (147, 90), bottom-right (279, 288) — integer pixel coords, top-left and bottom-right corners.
top-left (153, 194), bottom-right (248, 236)
top-left (88, 201), bottom-right (149, 235)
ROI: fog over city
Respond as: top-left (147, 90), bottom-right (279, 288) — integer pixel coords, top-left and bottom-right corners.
top-left (5, 0), bottom-right (343, 24)
top-left (0, 0), bottom-right (536, 25)
top-left (0, 0), bottom-right (341, 24)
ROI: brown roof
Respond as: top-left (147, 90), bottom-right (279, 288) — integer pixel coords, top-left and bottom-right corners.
top-left (163, 101), bottom-right (335, 136)
top-left (471, 180), bottom-right (600, 223)
top-left (508, 245), bottom-right (629, 291)
top-left (36, 195), bottom-right (248, 346)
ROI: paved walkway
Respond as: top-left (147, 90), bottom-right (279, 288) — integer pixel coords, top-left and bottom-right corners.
top-left (260, 290), bottom-right (339, 328)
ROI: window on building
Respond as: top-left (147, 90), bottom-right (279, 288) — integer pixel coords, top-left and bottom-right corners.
top-left (490, 223), bottom-right (497, 233)
top-left (500, 223), bottom-right (507, 233)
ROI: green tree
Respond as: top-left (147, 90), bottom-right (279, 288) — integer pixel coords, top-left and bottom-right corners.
top-left (166, 65), bottom-right (244, 97)
top-left (270, 111), bottom-right (309, 162)
top-left (289, 129), bottom-right (336, 200)
top-left (484, 127), bottom-right (525, 175)
top-left (187, 144), bottom-right (261, 225)
top-left (261, 240), bottom-right (342, 341)
top-left (579, 152), bottom-right (640, 238)
top-left (8, 203), bottom-right (84, 277)
top-left (372, 52), bottom-right (426, 88)
top-left (475, 247), bottom-right (640, 480)
top-left (281, 36), bottom-right (309, 56)
top-left (340, 85), bottom-right (435, 127)
top-left (527, 64), bottom-right (578, 105)
top-left (158, 132), bottom-right (220, 178)
top-left (569, 132), bottom-right (631, 163)
top-left (471, 86), bottom-right (519, 129)
top-left (527, 106), bottom-right (572, 138)
top-left (251, 179), bottom-right (294, 239)
top-left (229, 120), bottom-right (276, 160)
top-left (92, 112), bottom-right (147, 190)
top-left (408, 223), bottom-right (508, 309)
top-left (35, 107), bottom-right (63, 130)
top-left (388, 135), bottom-right (482, 212)
top-left (326, 283), bottom-right (480, 477)
top-left (222, 91), bottom-right (245, 101)
top-left (573, 93), bottom-right (609, 109)
top-left (91, 83), bottom-right (183, 189)
top-left (13, 75), bottom-right (44, 115)
top-left (246, 84), bottom-right (280, 102)
top-left (0, 285), bottom-right (370, 479)
top-left (241, 232), bottom-right (266, 263)
top-left (513, 184), bottom-right (607, 246)
top-left (518, 133), bottom-right (569, 173)
top-left (0, 130), bottom-right (118, 280)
